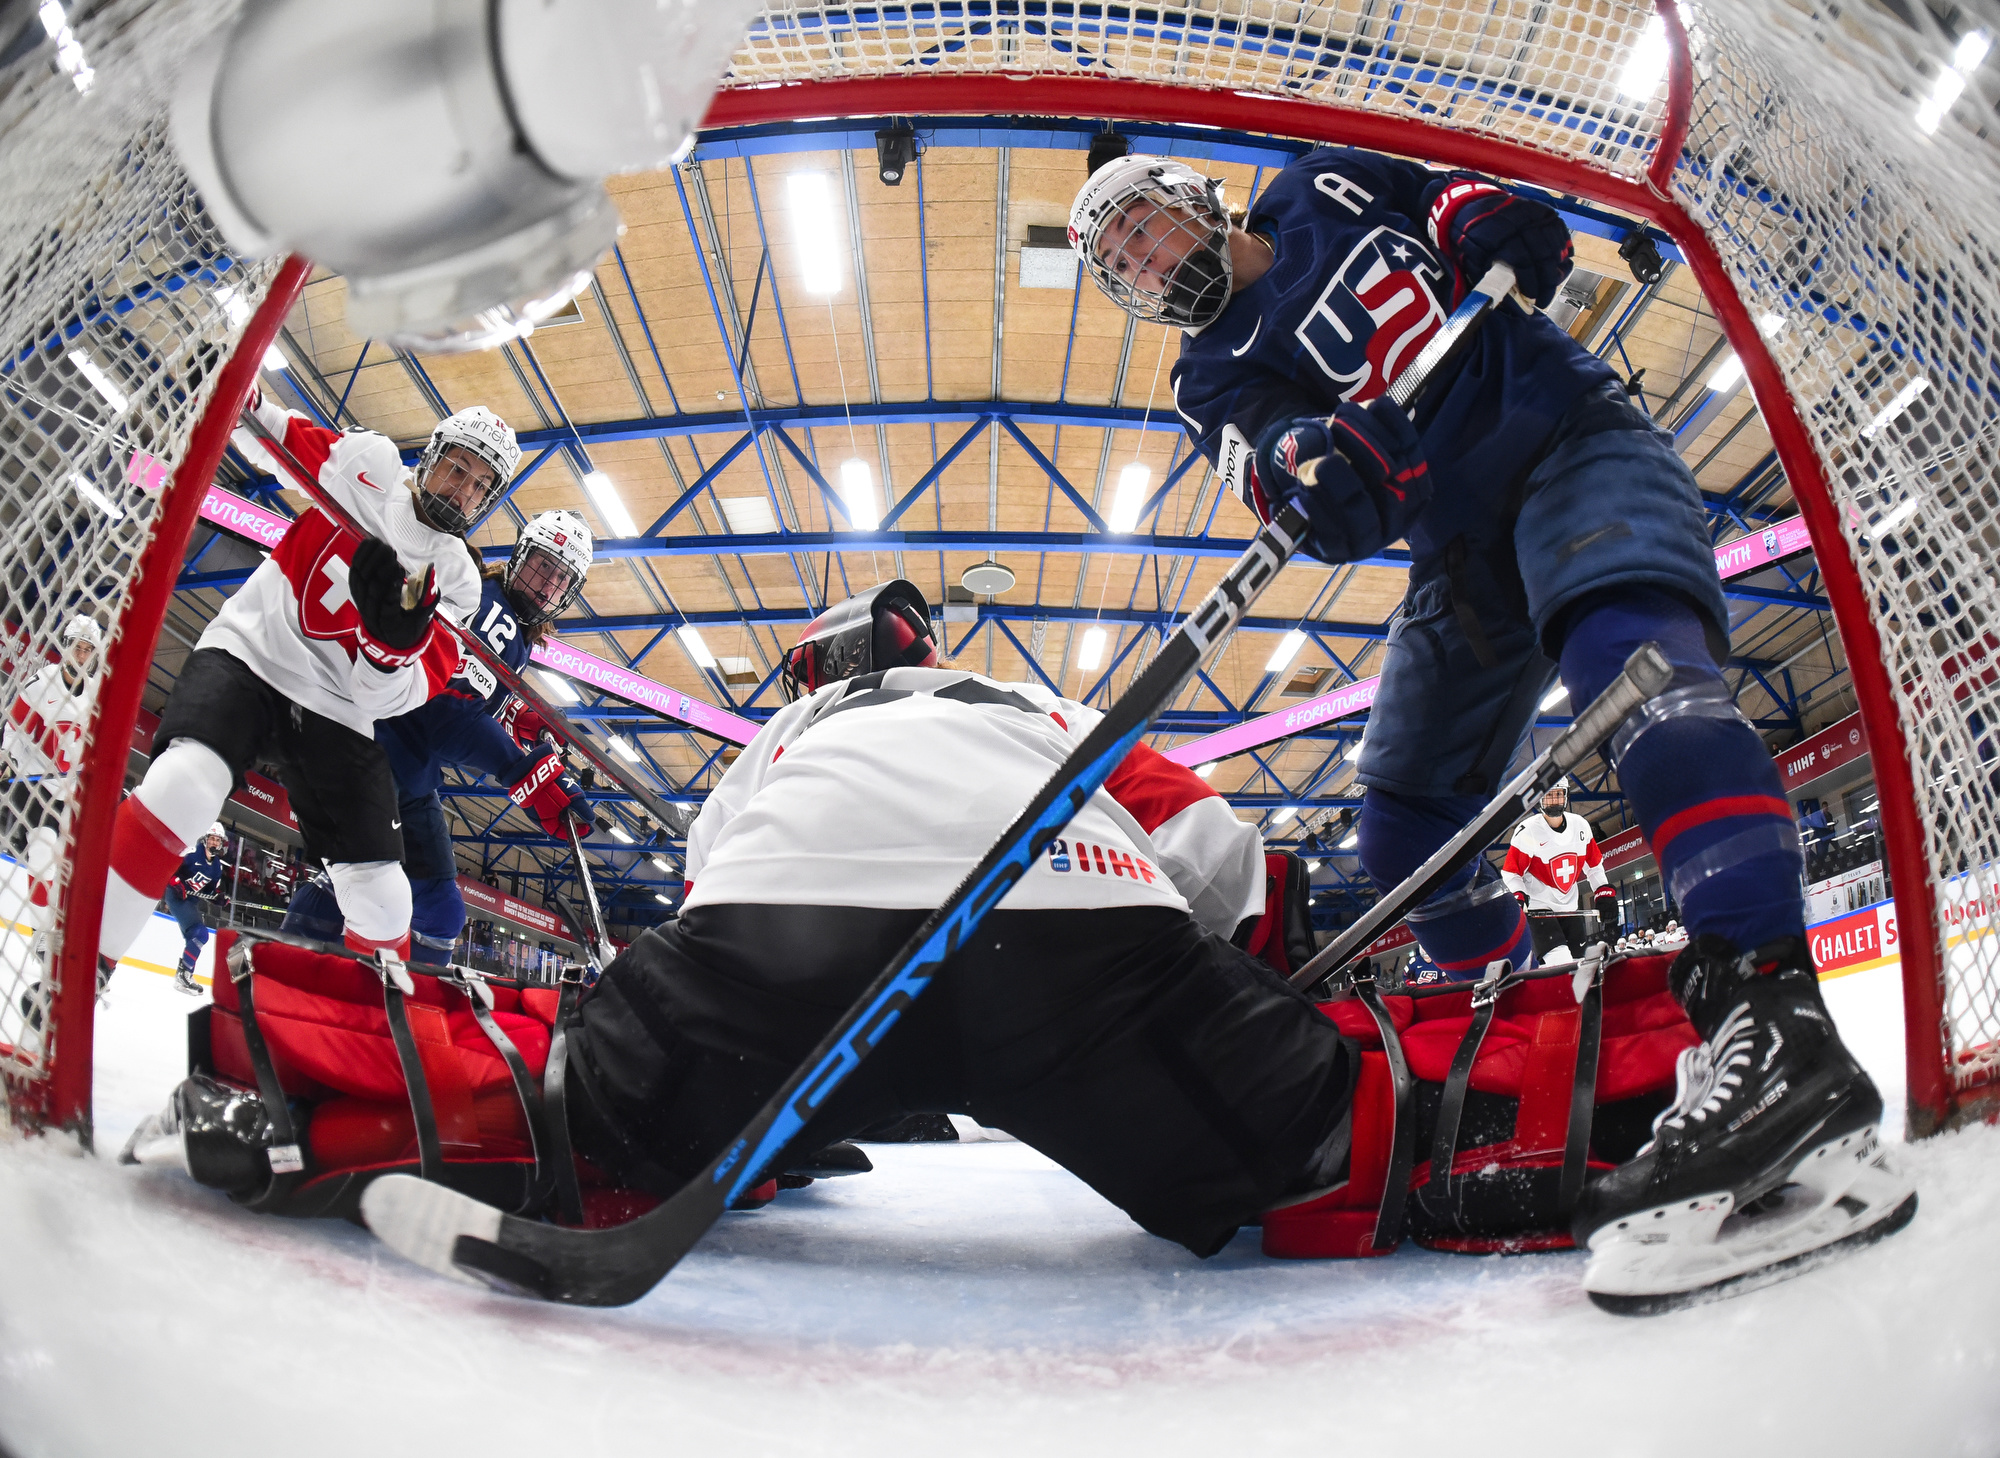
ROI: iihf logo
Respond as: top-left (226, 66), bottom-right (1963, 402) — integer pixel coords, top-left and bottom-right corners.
top-left (1762, 527), bottom-right (1779, 556)
top-left (1295, 225), bottom-right (1447, 402)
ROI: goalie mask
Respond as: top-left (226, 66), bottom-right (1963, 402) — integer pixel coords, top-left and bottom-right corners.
top-left (779, 579), bottom-right (938, 704)
top-left (414, 406), bottom-right (521, 535)
top-left (505, 509), bottom-right (594, 625)
top-left (1069, 154), bottom-right (1234, 330)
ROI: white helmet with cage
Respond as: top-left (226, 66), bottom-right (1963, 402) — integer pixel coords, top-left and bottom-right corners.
top-left (61, 615), bottom-right (105, 653)
top-left (415, 405), bottom-right (521, 535)
top-left (1068, 153), bottom-right (1234, 329)
top-left (505, 509), bottom-right (594, 625)
top-left (1540, 782), bottom-right (1569, 815)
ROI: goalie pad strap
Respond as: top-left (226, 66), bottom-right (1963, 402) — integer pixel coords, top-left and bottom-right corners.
top-left (1560, 973), bottom-right (1603, 1213)
top-left (225, 943), bottom-right (308, 1212)
top-left (382, 983), bottom-right (444, 1182)
top-left (540, 980), bottom-right (586, 1226)
top-left (1420, 980), bottom-right (1501, 1222)
top-left (1353, 977), bottom-right (1416, 1252)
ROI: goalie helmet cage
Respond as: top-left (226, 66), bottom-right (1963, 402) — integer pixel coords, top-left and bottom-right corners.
top-left (3, 0), bottom-right (1996, 1144)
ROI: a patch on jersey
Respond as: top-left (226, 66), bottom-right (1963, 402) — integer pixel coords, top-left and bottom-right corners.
top-left (1295, 225), bottom-right (1448, 402)
top-left (1217, 422), bottom-right (1256, 510)
top-left (457, 655), bottom-right (498, 700)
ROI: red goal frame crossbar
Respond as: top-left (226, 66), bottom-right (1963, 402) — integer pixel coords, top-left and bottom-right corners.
top-left (8, 257), bottom-right (312, 1143)
top-left (702, 0), bottom-right (1973, 1136)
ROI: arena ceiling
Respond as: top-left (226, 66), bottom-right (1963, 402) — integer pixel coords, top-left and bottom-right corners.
top-left (152, 113), bottom-right (1845, 937)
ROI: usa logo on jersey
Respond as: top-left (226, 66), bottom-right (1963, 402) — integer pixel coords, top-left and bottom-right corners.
top-left (1295, 225), bottom-right (1447, 402)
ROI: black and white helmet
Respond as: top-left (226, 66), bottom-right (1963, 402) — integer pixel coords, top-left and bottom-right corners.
top-left (504, 509), bottom-right (594, 625)
top-left (779, 579), bottom-right (938, 703)
top-left (1068, 153), bottom-right (1234, 329)
top-left (1541, 783), bottom-right (1569, 814)
top-left (414, 406), bottom-right (521, 535)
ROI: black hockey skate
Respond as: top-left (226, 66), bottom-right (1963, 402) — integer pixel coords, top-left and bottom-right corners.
top-left (174, 953), bottom-right (201, 996)
top-left (118, 1073), bottom-right (299, 1200)
top-left (1573, 935), bottom-right (1916, 1314)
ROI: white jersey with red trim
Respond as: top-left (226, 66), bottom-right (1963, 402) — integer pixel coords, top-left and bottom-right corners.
top-left (197, 399), bottom-right (481, 737)
top-left (684, 667), bottom-right (1265, 931)
top-left (1500, 811), bottom-right (1608, 912)
top-left (4, 662), bottom-right (94, 782)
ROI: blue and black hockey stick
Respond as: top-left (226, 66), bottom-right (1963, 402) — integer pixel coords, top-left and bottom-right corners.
top-left (356, 265), bottom-right (1524, 1306)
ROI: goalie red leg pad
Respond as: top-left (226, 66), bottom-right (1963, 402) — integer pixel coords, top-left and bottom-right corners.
top-left (1261, 1050), bottom-right (1400, 1259)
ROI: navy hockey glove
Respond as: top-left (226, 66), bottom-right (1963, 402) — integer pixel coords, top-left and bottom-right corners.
top-left (1425, 175), bottom-right (1572, 309)
top-left (508, 746), bottom-right (591, 837)
top-left (1254, 398), bottom-right (1430, 565)
top-left (349, 537), bottom-right (438, 670)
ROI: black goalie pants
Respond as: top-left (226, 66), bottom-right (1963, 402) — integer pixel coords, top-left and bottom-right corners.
top-left (564, 903), bottom-right (1356, 1257)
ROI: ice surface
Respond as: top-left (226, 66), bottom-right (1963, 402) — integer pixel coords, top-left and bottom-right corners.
top-left (2, 958), bottom-right (1997, 1458)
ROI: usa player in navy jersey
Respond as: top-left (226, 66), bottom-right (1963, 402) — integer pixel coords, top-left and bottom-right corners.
top-left (1071, 148), bottom-right (1912, 1299)
top-left (164, 824), bottom-right (230, 994)
top-left (284, 511), bottom-right (595, 965)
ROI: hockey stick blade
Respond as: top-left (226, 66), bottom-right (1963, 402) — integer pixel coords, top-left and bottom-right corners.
top-left (360, 265), bottom-right (1509, 1306)
top-left (1289, 641), bottom-right (1672, 989)
top-left (234, 411), bottom-right (689, 839)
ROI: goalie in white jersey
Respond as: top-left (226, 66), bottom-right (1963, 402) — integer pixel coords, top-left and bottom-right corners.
top-left (559, 581), bottom-right (1358, 1256)
top-left (94, 393), bottom-right (515, 970)
top-left (1500, 784), bottom-right (1619, 961)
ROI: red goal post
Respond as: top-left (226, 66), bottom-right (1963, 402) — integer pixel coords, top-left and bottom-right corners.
top-left (704, 0), bottom-right (1999, 1135)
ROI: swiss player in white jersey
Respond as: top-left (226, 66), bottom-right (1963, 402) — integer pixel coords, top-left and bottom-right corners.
top-left (559, 581), bottom-right (1357, 1257)
top-left (4, 616), bottom-right (103, 952)
top-left (93, 394), bottom-right (517, 971)
top-left (1500, 784), bottom-right (1619, 960)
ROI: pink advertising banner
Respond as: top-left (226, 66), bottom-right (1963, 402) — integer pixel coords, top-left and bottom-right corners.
top-left (529, 639), bottom-right (761, 745)
top-left (196, 486), bottom-right (761, 746)
top-left (1712, 515), bottom-right (1812, 580)
top-left (1165, 675), bottom-right (1378, 768)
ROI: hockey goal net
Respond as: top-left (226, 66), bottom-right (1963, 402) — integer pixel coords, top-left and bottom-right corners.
top-left (0, 0), bottom-right (299, 1140)
top-left (3, 0), bottom-right (1996, 1141)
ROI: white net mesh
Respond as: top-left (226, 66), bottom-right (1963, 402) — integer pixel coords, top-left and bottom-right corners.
top-left (730, 0), bottom-right (1674, 178)
top-left (1666, 3), bottom-right (2000, 1102)
top-left (1, 0), bottom-right (274, 1121)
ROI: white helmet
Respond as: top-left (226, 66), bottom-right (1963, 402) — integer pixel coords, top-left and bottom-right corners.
top-left (416, 406), bottom-right (521, 534)
top-left (205, 822), bottom-right (227, 842)
top-left (505, 509), bottom-right (593, 625)
top-left (62, 616), bottom-right (105, 651)
top-left (1069, 154), bottom-right (1234, 329)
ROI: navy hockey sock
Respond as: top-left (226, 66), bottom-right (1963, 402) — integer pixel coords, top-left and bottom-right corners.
top-left (1359, 788), bottom-right (1534, 979)
top-left (1558, 586), bottom-right (1804, 952)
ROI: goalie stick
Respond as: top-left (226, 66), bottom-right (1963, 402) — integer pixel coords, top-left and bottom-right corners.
top-left (234, 408), bottom-right (695, 841)
top-left (356, 266), bottom-right (1522, 1306)
top-left (1287, 640), bottom-right (1675, 992)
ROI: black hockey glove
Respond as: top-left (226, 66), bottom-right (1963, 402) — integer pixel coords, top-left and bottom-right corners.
top-left (1593, 886), bottom-right (1620, 929)
top-left (1253, 398), bottom-right (1430, 565)
top-left (349, 537), bottom-right (438, 671)
top-left (1424, 173), bottom-right (1573, 309)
